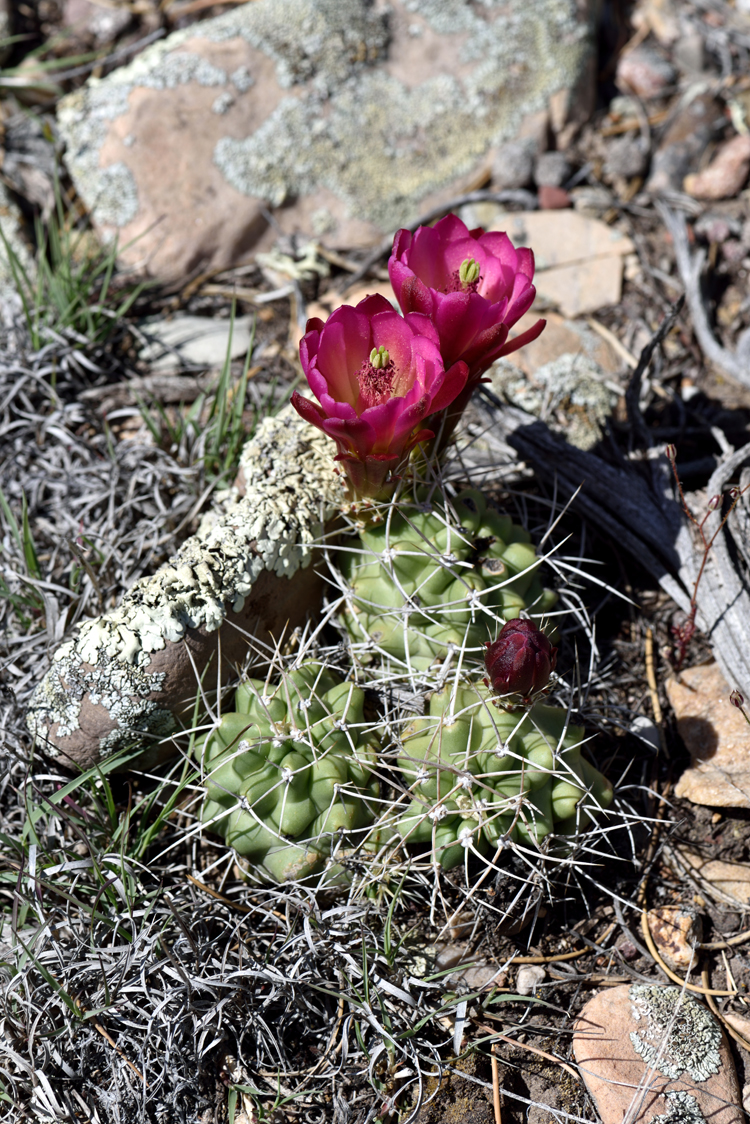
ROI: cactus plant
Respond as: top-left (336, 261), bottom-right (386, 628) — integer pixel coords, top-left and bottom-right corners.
top-left (196, 662), bottom-right (380, 883)
top-left (339, 488), bottom-right (558, 670)
top-left (395, 681), bottom-right (613, 869)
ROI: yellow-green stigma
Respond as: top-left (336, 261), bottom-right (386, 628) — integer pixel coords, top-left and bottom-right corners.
top-left (370, 345), bottom-right (390, 369)
top-left (458, 257), bottom-right (481, 285)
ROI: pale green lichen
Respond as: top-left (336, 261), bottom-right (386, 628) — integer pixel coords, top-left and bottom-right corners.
top-left (29, 644), bottom-right (173, 751)
top-left (58, 0), bottom-right (591, 236)
top-left (492, 352), bottom-right (619, 451)
top-left (628, 985), bottom-right (721, 1083)
top-left (652, 1091), bottom-right (707, 1124)
top-left (212, 0), bottom-right (590, 231)
top-left (27, 410), bottom-right (343, 756)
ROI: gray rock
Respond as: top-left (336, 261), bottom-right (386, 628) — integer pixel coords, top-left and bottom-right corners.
top-left (534, 150), bottom-right (571, 187)
top-left (492, 138), bottom-right (536, 190)
top-left (603, 134), bottom-right (649, 180)
top-left (57, 0), bottom-right (597, 280)
top-left (63, 0), bottom-right (132, 46)
top-left (616, 44), bottom-right (676, 99)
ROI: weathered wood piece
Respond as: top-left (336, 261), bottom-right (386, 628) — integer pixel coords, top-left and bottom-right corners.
top-left (473, 391), bottom-right (750, 703)
top-left (26, 408), bottom-right (344, 769)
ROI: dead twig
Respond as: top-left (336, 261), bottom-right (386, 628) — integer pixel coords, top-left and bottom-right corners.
top-left (657, 202), bottom-right (750, 388)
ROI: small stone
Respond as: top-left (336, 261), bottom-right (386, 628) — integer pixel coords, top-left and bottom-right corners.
top-left (63, 0), bottom-right (131, 45)
top-left (694, 215), bottom-right (736, 244)
top-left (631, 0), bottom-right (680, 45)
top-left (646, 905), bottom-right (703, 970)
top-left (722, 239), bottom-right (748, 264)
top-left (516, 964), bottom-right (546, 995)
top-left (684, 134), bottom-right (750, 201)
top-left (492, 138), bottom-right (535, 190)
top-left (616, 45), bottom-right (675, 99)
top-left (617, 938), bottom-right (639, 961)
top-left (574, 984), bottom-right (743, 1124)
top-left (630, 715), bottom-right (661, 751)
top-left (538, 184), bottom-right (571, 209)
top-left (668, 663), bottom-right (750, 809)
top-left (603, 135), bottom-right (649, 180)
top-left (534, 150), bottom-right (571, 187)
top-left (571, 185), bottom-right (614, 216)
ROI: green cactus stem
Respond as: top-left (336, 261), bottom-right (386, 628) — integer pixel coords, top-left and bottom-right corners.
top-left (339, 488), bottom-right (558, 670)
top-left (196, 662), bottom-right (380, 883)
top-left (395, 681), bottom-right (613, 869)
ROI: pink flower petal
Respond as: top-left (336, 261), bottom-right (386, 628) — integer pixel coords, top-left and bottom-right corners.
top-left (428, 360), bottom-right (469, 413)
top-left (504, 276), bottom-right (536, 326)
top-left (291, 391), bottom-right (326, 431)
top-left (431, 214), bottom-right (473, 243)
top-left (496, 318), bottom-right (546, 358)
top-left (356, 292), bottom-right (396, 317)
top-left (477, 231), bottom-right (518, 269)
top-left (515, 246), bottom-right (535, 280)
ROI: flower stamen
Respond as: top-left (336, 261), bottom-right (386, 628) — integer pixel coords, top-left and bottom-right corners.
top-left (444, 256), bottom-right (482, 294)
top-left (358, 351), bottom-right (396, 408)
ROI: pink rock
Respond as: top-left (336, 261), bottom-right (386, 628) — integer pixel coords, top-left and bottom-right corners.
top-left (574, 984), bottom-right (743, 1124)
top-left (684, 134), bottom-right (750, 201)
top-left (668, 663), bottom-right (750, 808)
top-left (538, 184), bottom-right (571, 209)
top-left (616, 46), bottom-right (675, 99)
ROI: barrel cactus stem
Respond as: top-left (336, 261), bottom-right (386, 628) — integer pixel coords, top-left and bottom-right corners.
top-left (339, 488), bottom-right (558, 672)
top-left (394, 681), bottom-right (614, 870)
top-left (196, 660), bottom-right (381, 883)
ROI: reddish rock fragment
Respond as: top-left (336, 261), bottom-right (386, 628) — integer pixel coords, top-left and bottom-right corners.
top-left (684, 134), bottom-right (750, 201)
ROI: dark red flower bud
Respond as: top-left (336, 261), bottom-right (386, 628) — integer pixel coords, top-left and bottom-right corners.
top-left (730, 689), bottom-right (744, 709)
top-left (665, 444), bottom-right (677, 462)
top-left (484, 619), bottom-right (557, 701)
top-left (708, 494), bottom-right (722, 511)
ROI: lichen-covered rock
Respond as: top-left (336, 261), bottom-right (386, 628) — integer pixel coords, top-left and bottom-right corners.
top-left (395, 681), bottom-right (613, 868)
top-left (573, 984), bottom-right (743, 1124)
top-left (197, 660), bottom-right (380, 883)
top-left (27, 408), bottom-right (345, 769)
top-left (57, 0), bottom-right (596, 280)
top-left (492, 351), bottom-right (618, 450)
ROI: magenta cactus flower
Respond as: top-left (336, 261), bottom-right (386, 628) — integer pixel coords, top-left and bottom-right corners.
top-left (291, 294), bottom-right (468, 499)
top-left (388, 214), bottom-right (545, 383)
top-left (484, 619), bottom-right (557, 702)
